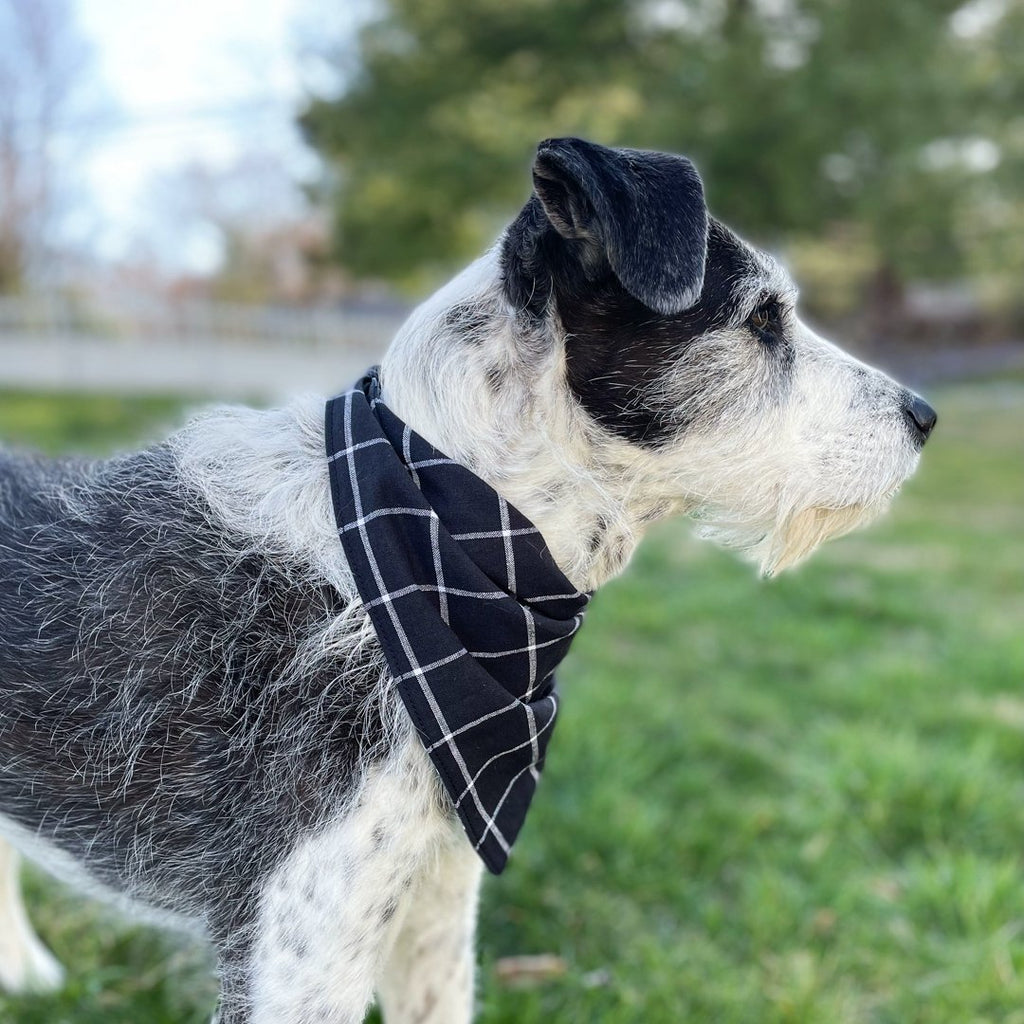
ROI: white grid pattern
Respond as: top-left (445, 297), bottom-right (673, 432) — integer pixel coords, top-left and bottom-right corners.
top-left (326, 371), bottom-right (590, 872)
top-left (340, 390), bottom-right (510, 855)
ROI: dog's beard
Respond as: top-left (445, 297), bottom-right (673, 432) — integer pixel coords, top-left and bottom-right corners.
top-left (681, 429), bottom-right (919, 575)
top-left (760, 502), bottom-right (885, 574)
top-left (693, 496), bottom-right (893, 576)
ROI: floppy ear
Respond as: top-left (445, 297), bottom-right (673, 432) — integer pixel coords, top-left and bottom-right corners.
top-left (532, 137), bottom-right (708, 314)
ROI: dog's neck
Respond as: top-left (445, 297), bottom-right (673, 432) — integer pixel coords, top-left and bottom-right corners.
top-left (379, 252), bottom-right (679, 593)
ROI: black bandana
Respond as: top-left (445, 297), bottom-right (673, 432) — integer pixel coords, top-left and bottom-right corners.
top-left (325, 369), bottom-right (589, 874)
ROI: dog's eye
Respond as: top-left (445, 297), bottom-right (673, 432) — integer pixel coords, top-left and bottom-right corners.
top-left (749, 300), bottom-right (781, 341)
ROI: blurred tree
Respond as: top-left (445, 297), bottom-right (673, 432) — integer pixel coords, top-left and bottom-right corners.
top-left (0, 0), bottom-right (93, 292)
top-left (137, 153), bottom-right (331, 303)
top-left (301, 0), bottom-right (1022, 315)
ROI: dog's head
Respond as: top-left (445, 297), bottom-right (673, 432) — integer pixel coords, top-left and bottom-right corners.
top-left (384, 137), bottom-right (935, 583)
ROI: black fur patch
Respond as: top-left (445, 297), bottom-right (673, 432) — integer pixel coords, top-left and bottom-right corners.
top-left (0, 446), bottom-right (387, 944)
top-left (442, 301), bottom-right (496, 345)
top-left (531, 138), bottom-right (707, 314)
top-left (504, 210), bottom-right (794, 446)
top-left (500, 140), bottom-right (797, 447)
top-left (501, 195), bottom-right (559, 316)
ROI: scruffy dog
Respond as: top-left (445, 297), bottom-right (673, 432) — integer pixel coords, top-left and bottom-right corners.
top-left (0, 138), bottom-right (935, 1022)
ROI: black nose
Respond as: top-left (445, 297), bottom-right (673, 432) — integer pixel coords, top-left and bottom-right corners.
top-left (903, 392), bottom-right (937, 444)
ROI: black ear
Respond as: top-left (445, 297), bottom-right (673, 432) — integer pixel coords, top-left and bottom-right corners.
top-left (531, 137), bottom-right (708, 314)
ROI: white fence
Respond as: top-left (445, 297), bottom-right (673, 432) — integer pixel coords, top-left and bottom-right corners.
top-left (0, 295), bottom-right (409, 400)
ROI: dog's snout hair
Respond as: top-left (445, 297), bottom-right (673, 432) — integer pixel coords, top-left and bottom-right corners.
top-left (0, 137), bottom-right (934, 1023)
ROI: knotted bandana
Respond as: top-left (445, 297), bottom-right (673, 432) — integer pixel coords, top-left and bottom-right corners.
top-left (325, 369), bottom-right (589, 873)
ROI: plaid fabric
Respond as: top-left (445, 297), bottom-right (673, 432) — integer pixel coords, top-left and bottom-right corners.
top-left (325, 369), bottom-right (590, 874)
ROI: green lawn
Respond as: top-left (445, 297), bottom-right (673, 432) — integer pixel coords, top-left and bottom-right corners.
top-left (1, 382), bottom-right (1022, 1023)
top-left (0, 391), bottom-right (190, 456)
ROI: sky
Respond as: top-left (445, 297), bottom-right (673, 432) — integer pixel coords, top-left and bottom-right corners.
top-left (71, 0), bottom-right (347, 271)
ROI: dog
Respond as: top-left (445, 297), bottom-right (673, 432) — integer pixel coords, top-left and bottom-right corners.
top-left (0, 137), bottom-right (935, 1022)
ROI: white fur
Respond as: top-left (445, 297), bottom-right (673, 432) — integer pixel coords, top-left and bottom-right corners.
top-left (247, 739), bottom-right (466, 1024)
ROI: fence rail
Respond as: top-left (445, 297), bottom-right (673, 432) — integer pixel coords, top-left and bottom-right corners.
top-left (0, 294), bottom-right (410, 399)
top-left (0, 294), bottom-right (408, 350)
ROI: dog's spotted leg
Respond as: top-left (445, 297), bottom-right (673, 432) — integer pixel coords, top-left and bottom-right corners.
top-left (246, 817), bottom-right (418, 1024)
top-left (244, 743), bottom-right (453, 1024)
top-left (377, 832), bottom-right (483, 1024)
top-left (0, 837), bottom-right (64, 994)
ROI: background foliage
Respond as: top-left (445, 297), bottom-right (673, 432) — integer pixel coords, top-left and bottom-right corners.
top-left (301, 0), bottom-right (1024, 316)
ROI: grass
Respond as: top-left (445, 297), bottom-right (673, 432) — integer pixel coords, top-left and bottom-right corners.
top-left (1, 382), bottom-right (1022, 1023)
top-left (0, 391), bottom-right (190, 456)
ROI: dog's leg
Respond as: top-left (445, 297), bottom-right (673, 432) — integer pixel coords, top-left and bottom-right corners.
top-left (241, 744), bottom-right (455, 1024)
top-left (0, 837), bottom-right (64, 993)
top-left (244, 833), bottom-right (413, 1024)
top-left (377, 834), bottom-right (483, 1024)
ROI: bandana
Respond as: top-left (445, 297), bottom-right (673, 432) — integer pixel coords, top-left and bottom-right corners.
top-left (324, 369), bottom-right (589, 874)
